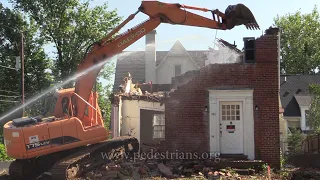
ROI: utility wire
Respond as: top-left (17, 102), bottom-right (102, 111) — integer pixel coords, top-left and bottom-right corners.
top-left (0, 90), bottom-right (19, 94)
top-left (0, 64), bottom-right (17, 70)
top-left (0, 100), bottom-right (19, 103)
top-left (0, 95), bottom-right (20, 98)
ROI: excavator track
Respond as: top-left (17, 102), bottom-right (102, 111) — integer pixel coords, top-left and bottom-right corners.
top-left (8, 148), bottom-right (80, 180)
top-left (50, 136), bottom-right (139, 180)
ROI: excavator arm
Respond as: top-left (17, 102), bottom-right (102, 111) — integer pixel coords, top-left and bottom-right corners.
top-left (74, 1), bottom-right (259, 119)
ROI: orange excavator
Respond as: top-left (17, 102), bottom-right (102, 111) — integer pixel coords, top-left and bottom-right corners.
top-left (3, 1), bottom-right (259, 179)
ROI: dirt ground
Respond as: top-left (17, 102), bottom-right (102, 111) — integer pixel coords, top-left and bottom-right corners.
top-left (0, 162), bottom-right (320, 180)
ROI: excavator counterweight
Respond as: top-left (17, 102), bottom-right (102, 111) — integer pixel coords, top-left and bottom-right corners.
top-left (2, 1), bottom-right (259, 179)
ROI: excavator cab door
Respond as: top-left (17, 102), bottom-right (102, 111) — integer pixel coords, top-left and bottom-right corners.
top-left (61, 97), bottom-right (79, 143)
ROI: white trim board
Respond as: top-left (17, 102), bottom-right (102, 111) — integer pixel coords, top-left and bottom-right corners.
top-left (209, 89), bottom-right (255, 160)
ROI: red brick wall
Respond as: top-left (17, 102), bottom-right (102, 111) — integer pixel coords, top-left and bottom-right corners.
top-left (161, 28), bottom-right (280, 168)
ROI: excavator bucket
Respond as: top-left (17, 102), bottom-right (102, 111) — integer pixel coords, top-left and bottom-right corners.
top-left (224, 4), bottom-right (260, 30)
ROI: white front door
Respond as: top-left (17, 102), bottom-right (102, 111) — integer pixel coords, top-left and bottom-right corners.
top-left (220, 102), bottom-right (244, 154)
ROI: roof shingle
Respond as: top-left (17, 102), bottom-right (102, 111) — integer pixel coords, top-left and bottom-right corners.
top-left (280, 74), bottom-right (320, 116)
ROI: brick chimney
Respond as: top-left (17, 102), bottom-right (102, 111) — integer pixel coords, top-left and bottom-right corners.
top-left (145, 30), bottom-right (156, 83)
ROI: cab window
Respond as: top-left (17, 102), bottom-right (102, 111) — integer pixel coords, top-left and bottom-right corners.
top-left (62, 97), bottom-right (69, 115)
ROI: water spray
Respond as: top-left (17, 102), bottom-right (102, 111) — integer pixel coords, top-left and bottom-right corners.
top-left (0, 51), bottom-right (132, 122)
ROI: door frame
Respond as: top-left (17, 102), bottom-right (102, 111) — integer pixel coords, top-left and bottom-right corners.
top-left (209, 89), bottom-right (255, 160)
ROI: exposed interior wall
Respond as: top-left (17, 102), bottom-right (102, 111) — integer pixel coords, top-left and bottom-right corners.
top-left (140, 110), bottom-right (155, 144)
top-left (119, 99), bottom-right (165, 145)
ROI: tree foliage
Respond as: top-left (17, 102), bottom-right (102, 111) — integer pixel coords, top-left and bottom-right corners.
top-left (274, 6), bottom-right (320, 74)
top-left (0, 3), bottom-right (52, 117)
top-left (12, 0), bottom-right (121, 84)
top-left (308, 84), bottom-right (320, 133)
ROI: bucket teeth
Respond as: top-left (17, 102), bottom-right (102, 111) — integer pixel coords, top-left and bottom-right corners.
top-left (246, 22), bottom-right (260, 30)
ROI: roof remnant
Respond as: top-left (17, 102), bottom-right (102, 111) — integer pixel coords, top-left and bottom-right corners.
top-left (217, 38), bottom-right (242, 54)
top-left (114, 73), bottom-right (170, 104)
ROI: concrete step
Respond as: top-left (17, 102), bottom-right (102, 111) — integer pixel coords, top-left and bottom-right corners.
top-left (232, 168), bottom-right (256, 175)
top-left (217, 159), bottom-right (265, 172)
top-left (219, 154), bottom-right (248, 160)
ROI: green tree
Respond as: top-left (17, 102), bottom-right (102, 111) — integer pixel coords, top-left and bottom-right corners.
top-left (12, 0), bottom-right (121, 83)
top-left (0, 3), bottom-right (52, 117)
top-left (274, 6), bottom-right (320, 74)
top-left (308, 84), bottom-right (320, 133)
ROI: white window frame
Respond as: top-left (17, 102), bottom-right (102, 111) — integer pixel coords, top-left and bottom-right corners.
top-left (300, 106), bottom-right (310, 131)
top-left (153, 114), bottom-right (165, 139)
top-left (305, 109), bottom-right (310, 128)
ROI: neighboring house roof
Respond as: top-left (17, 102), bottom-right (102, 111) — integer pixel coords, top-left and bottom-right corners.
top-left (280, 74), bottom-right (320, 117)
top-left (113, 39), bottom-right (242, 92)
top-left (113, 48), bottom-right (209, 92)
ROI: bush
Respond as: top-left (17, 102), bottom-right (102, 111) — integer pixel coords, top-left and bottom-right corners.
top-left (0, 144), bottom-right (12, 161)
top-left (287, 129), bottom-right (305, 156)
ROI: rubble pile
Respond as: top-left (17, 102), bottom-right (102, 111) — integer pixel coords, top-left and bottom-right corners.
top-left (80, 159), bottom-right (267, 180)
top-left (289, 168), bottom-right (320, 180)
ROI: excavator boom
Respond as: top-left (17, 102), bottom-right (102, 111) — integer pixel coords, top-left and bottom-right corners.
top-left (75, 0), bottom-right (259, 119)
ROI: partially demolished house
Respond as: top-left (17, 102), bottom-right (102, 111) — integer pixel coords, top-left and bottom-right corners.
top-left (111, 27), bottom-right (282, 168)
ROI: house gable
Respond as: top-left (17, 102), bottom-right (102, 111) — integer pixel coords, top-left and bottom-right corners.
top-left (156, 40), bottom-right (201, 84)
top-left (157, 40), bottom-right (200, 70)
